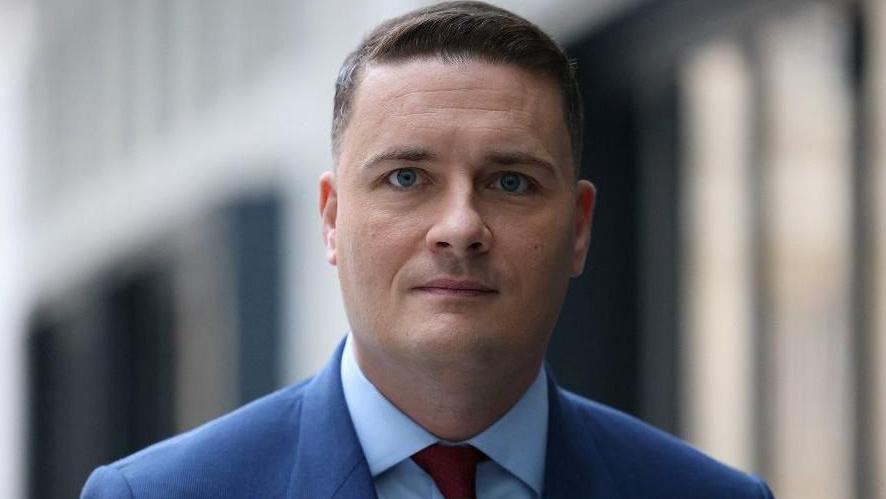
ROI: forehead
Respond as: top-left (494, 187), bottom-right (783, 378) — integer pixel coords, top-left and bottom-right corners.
top-left (338, 58), bottom-right (571, 170)
top-left (361, 57), bottom-right (555, 109)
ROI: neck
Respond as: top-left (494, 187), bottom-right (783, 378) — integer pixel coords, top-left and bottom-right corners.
top-left (352, 339), bottom-right (543, 442)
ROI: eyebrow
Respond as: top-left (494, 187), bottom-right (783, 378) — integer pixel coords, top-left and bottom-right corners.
top-left (359, 147), bottom-right (437, 170)
top-left (358, 147), bottom-right (559, 176)
top-left (484, 151), bottom-right (558, 176)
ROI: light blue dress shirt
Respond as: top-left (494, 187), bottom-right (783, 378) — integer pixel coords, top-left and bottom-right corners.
top-left (340, 334), bottom-right (548, 499)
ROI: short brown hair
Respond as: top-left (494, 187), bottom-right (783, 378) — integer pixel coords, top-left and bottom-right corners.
top-left (331, 1), bottom-right (584, 172)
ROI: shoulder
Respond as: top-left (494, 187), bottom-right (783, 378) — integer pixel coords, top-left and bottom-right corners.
top-left (556, 388), bottom-right (774, 498)
top-left (81, 379), bottom-right (312, 499)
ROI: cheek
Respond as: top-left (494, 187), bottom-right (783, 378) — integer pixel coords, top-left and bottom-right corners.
top-left (338, 203), bottom-right (423, 288)
top-left (498, 214), bottom-right (575, 292)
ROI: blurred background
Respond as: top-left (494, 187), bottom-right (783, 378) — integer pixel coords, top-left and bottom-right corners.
top-left (0, 0), bottom-right (882, 497)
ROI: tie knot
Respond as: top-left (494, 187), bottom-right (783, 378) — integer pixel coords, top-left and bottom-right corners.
top-left (412, 444), bottom-right (489, 499)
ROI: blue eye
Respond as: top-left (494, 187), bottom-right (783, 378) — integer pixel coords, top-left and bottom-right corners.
top-left (497, 172), bottom-right (528, 193)
top-left (388, 168), bottom-right (420, 188)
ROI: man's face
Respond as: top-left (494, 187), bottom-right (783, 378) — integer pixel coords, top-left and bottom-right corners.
top-left (320, 59), bottom-right (595, 373)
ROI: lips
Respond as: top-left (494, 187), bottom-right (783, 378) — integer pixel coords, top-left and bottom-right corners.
top-left (413, 278), bottom-right (498, 297)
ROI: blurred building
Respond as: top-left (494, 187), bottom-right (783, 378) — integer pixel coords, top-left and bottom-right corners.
top-left (0, 0), bottom-right (882, 498)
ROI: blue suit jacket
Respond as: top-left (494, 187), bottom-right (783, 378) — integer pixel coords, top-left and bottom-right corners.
top-left (82, 341), bottom-right (774, 498)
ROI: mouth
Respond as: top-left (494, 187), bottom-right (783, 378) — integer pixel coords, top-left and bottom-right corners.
top-left (413, 278), bottom-right (498, 297)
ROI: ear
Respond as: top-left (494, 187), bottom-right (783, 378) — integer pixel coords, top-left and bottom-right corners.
top-left (571, 180), bottom-right (596, 276)
top-left (319, 171), bottom-right (338, 266)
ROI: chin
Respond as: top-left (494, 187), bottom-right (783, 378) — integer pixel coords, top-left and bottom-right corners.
top-left (394, 321), bottom-right (516, 366)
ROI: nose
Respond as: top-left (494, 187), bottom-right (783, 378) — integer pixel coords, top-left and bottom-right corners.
top-left (426, 190), bottom-right (492, 257)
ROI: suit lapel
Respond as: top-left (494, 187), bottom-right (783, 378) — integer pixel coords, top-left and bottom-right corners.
top-left (286, 345), bottom-right (622, 498)
top-left (288, 340), bottom-right (377, 499)
top-left (542, 368), bottom-right (622, 499)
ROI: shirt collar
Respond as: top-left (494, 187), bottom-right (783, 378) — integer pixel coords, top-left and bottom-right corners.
top-left (340, 333), bottom-right (548, 496)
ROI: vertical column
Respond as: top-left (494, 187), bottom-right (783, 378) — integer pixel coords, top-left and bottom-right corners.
top-left (867, 1), bottom-right (886, 497)
top-left (680, 40), bottom-right (754, 471)
top-left (170, 1), bottom-right (198, 128)
top-left (96, 0), bottom-right (121, 167)
top-left (98, 0), bottom-right (130, 162)
top-left (53, 15), bottom-right (76, 184)
top-left (27, 49), bottom-right (48, 203)
top-left (171, 219), bottom-right (238, 431)
top-left (240, 0), bottom-right (265, 79)
top-left (65, 0), bottom-right (98, 181)
top-left (194, 0), bottom-right (220, 109)
top-left (154, 0), bottom-right (173, 132)
top-left (132, 0), bottom-right (158, 142)
top-left (637, 73), bottom-right (680, 435)
top-left (80, 1), bottom-right (102, 175)
top-left (118, 0), bottom-right (136, 155)
top-left (0, 4), bottom-right (35, 498)
top-left (217, 0), bottom-right (241, 97)
top-left (760, 6), bottom-right (854, 498)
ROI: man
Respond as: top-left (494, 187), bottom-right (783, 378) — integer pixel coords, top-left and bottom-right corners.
top-left (83, 2), bottom-right (775, 498)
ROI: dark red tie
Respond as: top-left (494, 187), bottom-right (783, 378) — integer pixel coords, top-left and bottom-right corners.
top-left (411, 443), bottom-right (489, 499)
